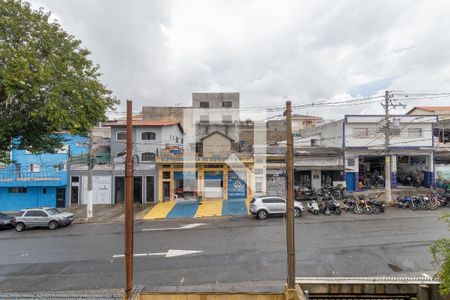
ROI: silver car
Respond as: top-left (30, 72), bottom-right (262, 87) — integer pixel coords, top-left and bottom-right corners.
top-left (249, 196), bottom-right (304, 220)
top-left (13, 207), bottom-right (74, 232)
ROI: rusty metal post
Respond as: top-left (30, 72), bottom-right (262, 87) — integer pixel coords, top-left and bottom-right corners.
top-left (285, 100), bottom-right (296, 290)
top-left (125, 100), bottom-right (134, 299)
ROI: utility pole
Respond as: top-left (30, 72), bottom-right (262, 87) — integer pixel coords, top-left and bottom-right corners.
top-left (87, 132), bottom-right (93, 219)
top-left (285, 100), bottom-right (296, 290)
top-left (383, 90), bottom-right (392, 205)
top-left (382, 91), bottom-right (406, 205)
top-left (125, 100), bottom-right (134, 299)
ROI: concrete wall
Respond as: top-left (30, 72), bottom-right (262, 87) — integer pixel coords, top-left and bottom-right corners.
top-left (296, 120), bottom-right (344, 148)
top-left (202, 133), bottom-right (232, 157)
top-left (192, 92), bottom-right (239, 109)
top-left (142, 106), bottom-right (187, 122)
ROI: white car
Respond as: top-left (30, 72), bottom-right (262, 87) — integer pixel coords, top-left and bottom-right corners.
top-left (249, 196), bottom-right (304, 220)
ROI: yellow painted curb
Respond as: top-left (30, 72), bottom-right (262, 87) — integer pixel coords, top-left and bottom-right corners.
top-left (143, 202), bottom-right (175, 220)
top-left (245, 197), bottom-right (252, 211)
top-left (194, 200), bottom-right (223, 218)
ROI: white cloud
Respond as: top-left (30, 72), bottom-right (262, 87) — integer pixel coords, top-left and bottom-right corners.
top-left (29, 0), bottom-right (450, 120)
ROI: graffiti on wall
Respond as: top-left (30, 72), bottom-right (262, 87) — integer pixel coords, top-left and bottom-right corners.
top-left (436, 164), bottom-right (450, 189)
top-left (228, 171), bottom-right (246, 198)
top-left (267, 171), bottom-right (286, 198)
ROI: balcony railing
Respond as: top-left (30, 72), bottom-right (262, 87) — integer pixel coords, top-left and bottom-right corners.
top-left (0, 171), bottom-right (65, 183)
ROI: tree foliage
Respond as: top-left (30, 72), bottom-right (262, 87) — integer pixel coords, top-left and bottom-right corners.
top-left (0, 0), bottom-right (118, 160)
top-left (430, 213), bottom-right (450, 296)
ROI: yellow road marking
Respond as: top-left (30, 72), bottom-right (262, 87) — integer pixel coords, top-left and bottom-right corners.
top-left (194, 200), bottom-right (223, 218)
top-left (143, 202), bottom-right (175, 220)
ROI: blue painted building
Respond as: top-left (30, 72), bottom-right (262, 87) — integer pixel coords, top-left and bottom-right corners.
top-left (0, 134), bottom-right (89, 211)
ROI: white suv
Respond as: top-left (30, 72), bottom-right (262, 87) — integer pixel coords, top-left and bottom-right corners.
top-left (249, 196), bottom-right (304, 220)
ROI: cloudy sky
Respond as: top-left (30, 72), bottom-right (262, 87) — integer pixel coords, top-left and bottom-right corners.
top-left (30, 0), bottom-right (450, 120)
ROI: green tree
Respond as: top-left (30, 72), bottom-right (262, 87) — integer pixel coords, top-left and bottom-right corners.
top-left (430, 213), bottom-right (450, 296)
top-left (0, 0), bottom-right (118, 161)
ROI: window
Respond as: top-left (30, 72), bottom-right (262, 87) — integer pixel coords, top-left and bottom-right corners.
top-left (353, 128), bottom-right (369, 138)
top-left (141, 132), bottom-right (156, 140)
top-left (199, 101), bottom-right (209, 108)
top-left (347, 158), bottom-right (355, 167)
top-left (29, 164), bottom-right (40, 172)
top-left (25, 210), bottom-right (39, 217)
top-left (141, 152), bottom-right (156, 162)
top-left (254, 168), bottom-right (264, 175)
top-left (116, 131), bottom-right (126, 141)
top-left (56, 145), bottom-right (69, 154)
top-left (163, 171), bottom-right (171, 179)
top-left (54, 164), bottom-right (64, 171)
top-left (200, 115), bottom-right (209, 124)
top-left (408, 128), bottom-right (423, 138)
top-left (9, 187), bottom-right (27, 193)
top-left (26, 210), bottom-right (47, 217)
top-left (222, 115), bottom-right (233, 124)
top-left (222, 101), bottom-right (232, 108)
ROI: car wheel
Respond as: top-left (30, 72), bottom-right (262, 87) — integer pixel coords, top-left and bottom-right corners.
top-left (294, 208), bottom-right (301, 218)
top-left (48, 220), bottom-right (59, 230)
top-left (257, 210), bottom-right (268, 220)
top-left (15, 222), bottom-right (25, 232)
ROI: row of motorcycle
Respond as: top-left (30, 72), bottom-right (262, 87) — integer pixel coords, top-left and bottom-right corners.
top-left (305, 193), bottom-right (385, 215)
top-left (300, 186), bottom-right (450, 216)
top-left (396, 191), bottom-right (448, 210)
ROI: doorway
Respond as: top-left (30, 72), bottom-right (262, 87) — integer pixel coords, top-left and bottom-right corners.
top-left (133, 176), bottom-right (142, 203)
top-left (115, 176), bottom-right (125, 203)
top-left (56, 188), bottom-right (66, 208)
top-left (146, 176), bottom-right (155, 203)
top-left (163, 182), bottom-right (170, 202)
top-left (70, 176), bottom-right (80, 205)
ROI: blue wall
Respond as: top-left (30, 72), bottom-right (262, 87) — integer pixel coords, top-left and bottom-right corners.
top-left (0, 134), bottom-right (88, 211)
top-left (0, 187), bottom-right (56, 211)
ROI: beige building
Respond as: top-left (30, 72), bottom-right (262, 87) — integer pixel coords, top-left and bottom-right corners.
top-left (201, 131), bottom-right (233, 157)
top-left (407, 106), bottom-right (450, 120)
top-left (267, 114), bottom-right (324, 144)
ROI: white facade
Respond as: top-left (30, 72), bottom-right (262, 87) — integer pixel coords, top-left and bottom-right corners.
top-left (295, 114), bottom-right (438, 191)
top-left (344, 115), bottom-right (436, 149)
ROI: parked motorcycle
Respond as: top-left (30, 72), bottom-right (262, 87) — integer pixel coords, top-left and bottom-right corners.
top-left (396, 196), bottom-right (416, 210)
top-left (367, 194), bottom-right (384, 214)
top-left (317, 198), bottom-right (331, 215)
top-left (306, 200), bottom-right (320, 215)
top-left (343, 197), bottom-right (358, 213)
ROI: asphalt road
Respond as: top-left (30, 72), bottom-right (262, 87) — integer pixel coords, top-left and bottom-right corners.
top-left (0, 207), bottom-right (448, 293)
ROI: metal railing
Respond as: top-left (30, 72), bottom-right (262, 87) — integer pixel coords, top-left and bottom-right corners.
top-left (0, 170), bottom-right (64, 182)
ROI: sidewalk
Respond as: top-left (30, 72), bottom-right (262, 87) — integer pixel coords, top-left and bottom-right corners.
top-left (66, 204), bottom-right (154, 224)
top-left (143, 198), bottom-right (249, 220)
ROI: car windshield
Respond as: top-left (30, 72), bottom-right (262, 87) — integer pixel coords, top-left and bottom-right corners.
top-left (45, 208), bottom-right (62, 215)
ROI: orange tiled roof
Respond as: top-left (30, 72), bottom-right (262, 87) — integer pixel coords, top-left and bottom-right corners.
top-left (413, 106), bottom-right (450, 112)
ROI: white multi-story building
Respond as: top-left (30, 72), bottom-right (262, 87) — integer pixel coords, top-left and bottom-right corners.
top-left (296, 114), bottom-right (437, 191)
